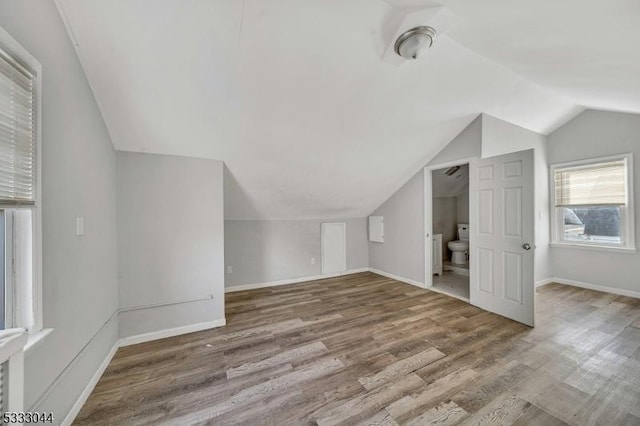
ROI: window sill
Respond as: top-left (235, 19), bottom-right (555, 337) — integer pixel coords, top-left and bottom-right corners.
top-left (24, 328), bottom-right (53, 353)
top-left (550, 242), bottom-right (637, 254)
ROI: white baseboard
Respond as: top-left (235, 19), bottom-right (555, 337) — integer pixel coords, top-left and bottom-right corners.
top-left (369, 268), bottom-right (425, 289)
top-left (225, 268), bottom-right (370, 293)
top-left (60, 342), bottom-right (119, 426)
top-left (535, 278), bottom-right (553, 288)
top-left (60, 268), bottom-right (414, 424)
top-left (63, 317), bottom-right (226, 425)
top-left (119, 318), bottom-right (227, 347)
top-left (552, 277), bottom-right (640, 299)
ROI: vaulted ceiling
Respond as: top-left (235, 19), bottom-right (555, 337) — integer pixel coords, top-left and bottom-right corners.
top-left (55, 0), bottom-right (639, 219)
top-left (432, 164), bottom-right (468, 198)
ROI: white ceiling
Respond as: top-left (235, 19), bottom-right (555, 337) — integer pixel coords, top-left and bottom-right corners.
top-left (55, 0), bottom-right (639, 219)
top-left (438, 0), bottom-right (640, 113)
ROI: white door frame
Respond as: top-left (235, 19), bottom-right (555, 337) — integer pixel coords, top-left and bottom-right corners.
top-left (321, 222), bottom-right (347, 275)
top-left (424, 157), bottom-right (477, 289)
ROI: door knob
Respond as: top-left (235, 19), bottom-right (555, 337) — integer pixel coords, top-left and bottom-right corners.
top-left (522, 243), bottom-right (532, 250)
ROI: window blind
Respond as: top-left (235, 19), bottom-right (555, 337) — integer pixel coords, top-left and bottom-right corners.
top-left (0, 47), bottom-right (35, 205)
top-left (554, 160), bottom-right (626, 207)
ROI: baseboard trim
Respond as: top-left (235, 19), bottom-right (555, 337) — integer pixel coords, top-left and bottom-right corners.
top-left (552, 277), bottom-right (640, 299)
top-left (62, 317), bottom-right (227, 425)
top-left (225, 268), bottom-right (370, 293)
top-left (535, 278), bottom-right (553, 288)
top-left (369, 268), bottom-right (425, 289)
top-left (119, 318), bottom-right (227, 347)
top-left (60, 342), bottom-right (119, 426)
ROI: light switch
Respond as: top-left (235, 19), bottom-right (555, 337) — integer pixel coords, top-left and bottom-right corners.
top-left (76, 217), bottom-right (84, 236)
top-left (226, 265), bottom-right (233, 274)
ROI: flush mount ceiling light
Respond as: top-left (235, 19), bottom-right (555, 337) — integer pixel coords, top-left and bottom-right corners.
top-left (394, 26), bottom-right (437, 60)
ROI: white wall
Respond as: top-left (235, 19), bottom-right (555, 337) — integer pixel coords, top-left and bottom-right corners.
top-left (432, 197), bottom-right (458, 261)
top-left (368, 113), bottom-right (551, 286)
top-left (457, 191), bottom-right (470, 224)
top-left (430, 116), bottom-right (483, 166)
top-left (0, 1), bottom-right (119, 419)
top-left (368, 171), bottom-right (425, 283)
top-left (368, 116), bottom-right (483, 284)
top-left (481, 114), bottom-right (551, 283)
top-left (547, 109), bottom-right (640, 294)
top-left (224, 218), bottom-right (368, 288)
top-left (117, 152), bottom-right (225, 338)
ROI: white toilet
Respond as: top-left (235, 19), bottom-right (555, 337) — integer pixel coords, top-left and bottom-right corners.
top-left (447, 224), bottom-right (469, 265)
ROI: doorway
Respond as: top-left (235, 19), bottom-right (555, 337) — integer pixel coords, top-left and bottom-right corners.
top-left (424, 150), bottom-right (536, 327)
top-left (426, 162), bottom-right (471, 301)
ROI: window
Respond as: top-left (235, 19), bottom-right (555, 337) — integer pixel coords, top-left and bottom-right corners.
top-left (550, 154), bottom-right (635, 251)
top-left (0, 27), bottom-right (42, 336)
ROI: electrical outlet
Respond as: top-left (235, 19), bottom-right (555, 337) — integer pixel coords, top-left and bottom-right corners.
top-left (226, 265), bottom-right (233, 274)
top-left (310, 257), bottom-right (316, 265)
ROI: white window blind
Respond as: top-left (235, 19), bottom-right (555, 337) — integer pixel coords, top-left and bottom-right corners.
top-left (554, 160), bottom-right (626, 207)
top-left (0, 47), bottom-right (35, 206)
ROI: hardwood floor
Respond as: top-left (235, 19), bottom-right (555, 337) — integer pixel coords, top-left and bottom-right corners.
top-left (73, 272), bottom-right (640, 425)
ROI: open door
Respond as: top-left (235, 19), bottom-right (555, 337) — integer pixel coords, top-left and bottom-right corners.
top-left (470, 149), bottom-right (535, 326)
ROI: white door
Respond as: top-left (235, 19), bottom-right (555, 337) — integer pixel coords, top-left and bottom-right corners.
top-left (470, 149), bottom-right (535, 326)
top-left (321, 222), bottom-right (346, 275)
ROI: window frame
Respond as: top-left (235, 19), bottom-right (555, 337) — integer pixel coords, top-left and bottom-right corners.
top-left (550, 153), bottom-right (635, 252)
top-left (0, 26), bottom-right (44, 337)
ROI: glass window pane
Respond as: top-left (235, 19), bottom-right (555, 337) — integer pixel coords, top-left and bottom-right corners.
top-left (562, 206), bottom-right (621, 244)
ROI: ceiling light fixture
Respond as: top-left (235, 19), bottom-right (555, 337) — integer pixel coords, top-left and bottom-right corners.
top-left (394, 26), bottom-right (437, 60)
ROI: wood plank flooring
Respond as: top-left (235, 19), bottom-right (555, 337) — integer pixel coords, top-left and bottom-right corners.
top-left (73, 272), bottom-right (640, 425)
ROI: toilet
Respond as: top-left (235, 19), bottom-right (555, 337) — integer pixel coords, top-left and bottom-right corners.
top-left (447, 224), bottom-right (469, 265)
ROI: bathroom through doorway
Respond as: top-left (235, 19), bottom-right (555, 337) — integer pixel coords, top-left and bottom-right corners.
top-left (424, 160), bottom-right (472, 301)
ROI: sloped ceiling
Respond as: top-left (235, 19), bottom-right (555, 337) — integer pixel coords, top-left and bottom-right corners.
top-left (54, 0), bottom-right (639, 219)
top-left (432, 164), bottom-right (468, 198)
